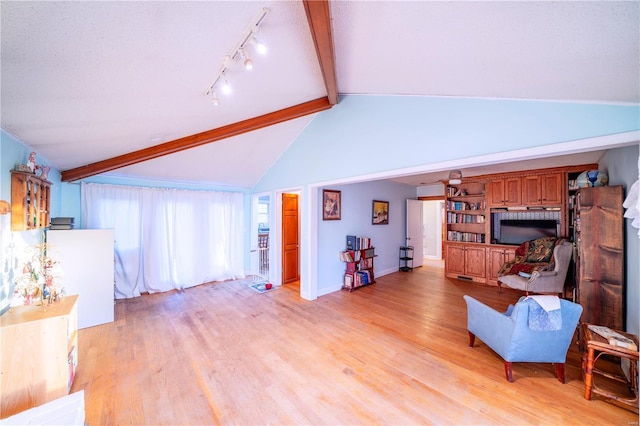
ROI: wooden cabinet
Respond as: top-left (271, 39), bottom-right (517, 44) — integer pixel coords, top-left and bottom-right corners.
top-left (11, 171), bottom-right (51, 231)
top-left (486, 246), bottom-right (517, 285)
top-left (0, 295), bottom-right (78, 418)
top-left (487, 177), bottom-right (522, 207)
top-left (488, 172), bottom-right (562, 207)
top-left (574, 186), bottom-right (625, 330)
top-left (445, 243), bottom-right (486, 283)
top-left (522, 173), bottom-right (563, 205)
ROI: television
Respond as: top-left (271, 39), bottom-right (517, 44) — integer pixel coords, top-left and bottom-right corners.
top-left (497, 219), bottom-right (558, 245)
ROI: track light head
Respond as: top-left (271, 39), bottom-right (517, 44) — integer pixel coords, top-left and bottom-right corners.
top-left (211, 94), bottom-right (220, 106)
top-left (240, 49), bottom-right (253, 70)
top-left (250, 35), bottom-right (267, 55)
top-left (221, 77), bottom-right (232, 95)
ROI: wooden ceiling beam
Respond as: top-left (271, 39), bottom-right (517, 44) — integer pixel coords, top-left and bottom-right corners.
top-left (303, 0), bottom-right (339, 105)
top-left (61, 97), bottom-right (332, 182)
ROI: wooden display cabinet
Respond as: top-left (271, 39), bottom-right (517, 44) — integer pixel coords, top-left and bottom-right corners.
top-left (11, 171), bottom-right (52, 231)
top-left (0, 295), bottom-right (78, 419)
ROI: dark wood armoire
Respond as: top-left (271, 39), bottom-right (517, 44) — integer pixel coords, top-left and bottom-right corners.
top-left (574, 185), bottom-right (625, 330)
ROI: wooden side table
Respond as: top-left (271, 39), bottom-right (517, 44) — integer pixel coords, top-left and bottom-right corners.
top-left (580, 323), bottom-right (639, 412)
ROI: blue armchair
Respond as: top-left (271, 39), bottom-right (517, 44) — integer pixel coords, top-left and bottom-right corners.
top-left (463, 295), bottom-right (583, 382)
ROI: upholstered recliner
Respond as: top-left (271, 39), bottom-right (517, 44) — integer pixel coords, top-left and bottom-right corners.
top-left (463, 295), bottom-right (583, 382)
top-left (497, 239), bottom-right (573, 295)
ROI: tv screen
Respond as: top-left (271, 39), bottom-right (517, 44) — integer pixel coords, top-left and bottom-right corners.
top-left (498, 219), bottom-right (558, 245)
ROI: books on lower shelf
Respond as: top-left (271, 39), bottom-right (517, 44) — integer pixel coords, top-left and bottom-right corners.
top-left (588, 325), bottom-right (638, 351)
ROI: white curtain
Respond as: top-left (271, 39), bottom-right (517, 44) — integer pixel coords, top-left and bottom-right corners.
top-left (81, 183), bottom-right (245, 299)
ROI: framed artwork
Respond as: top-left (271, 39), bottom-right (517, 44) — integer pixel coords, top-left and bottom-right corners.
top-left (322, 189), bottom-right (341, 220)
top-left (372, 200), bottom-right (389, 225)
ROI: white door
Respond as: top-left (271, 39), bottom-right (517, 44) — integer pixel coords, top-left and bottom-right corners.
top-left (423, 200), bottom-right (443, 259)
top-left (406, 199), bottom-right (424, 267)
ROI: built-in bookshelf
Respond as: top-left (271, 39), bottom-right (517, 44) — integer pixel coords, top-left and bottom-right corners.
top-left (445, 181), bottom-right (487, 244)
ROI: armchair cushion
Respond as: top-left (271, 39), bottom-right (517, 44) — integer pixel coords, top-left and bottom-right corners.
top-left (524, 237), bottom-right (557, 263)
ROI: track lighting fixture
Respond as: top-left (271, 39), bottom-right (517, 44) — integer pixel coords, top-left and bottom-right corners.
top-left (205, 7), bottom-right (269, 106)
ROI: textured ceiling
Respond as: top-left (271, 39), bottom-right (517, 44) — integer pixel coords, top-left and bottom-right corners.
top-left (1, 1), bottom-right (638, 188)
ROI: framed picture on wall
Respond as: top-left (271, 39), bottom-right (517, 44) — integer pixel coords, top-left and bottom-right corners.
top-left (322, 189), bottom-right (341, 220)
top-left (372, 200), bottom-right (389, 225)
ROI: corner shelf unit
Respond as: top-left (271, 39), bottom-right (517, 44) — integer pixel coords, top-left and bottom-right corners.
top-left (399, 246), bottom-right (414, 272)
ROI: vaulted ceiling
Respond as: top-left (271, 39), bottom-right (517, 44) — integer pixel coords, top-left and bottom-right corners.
top-left (2, 1), bottom-right (638, 188)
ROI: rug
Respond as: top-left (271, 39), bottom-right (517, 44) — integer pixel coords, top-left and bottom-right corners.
top-left (249, 282), bottom-right (277, 294)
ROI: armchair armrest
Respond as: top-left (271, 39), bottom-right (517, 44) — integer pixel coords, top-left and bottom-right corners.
top-left (529, 270), bottom-right (557, 280)
top-left (463, 295), bottom-right (516, 359)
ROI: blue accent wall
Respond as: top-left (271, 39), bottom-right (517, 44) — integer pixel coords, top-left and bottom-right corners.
top-left (253, 95), bottom-right (640, 191)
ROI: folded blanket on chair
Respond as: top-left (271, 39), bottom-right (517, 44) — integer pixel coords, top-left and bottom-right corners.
top-left (524, 296), bottom-right (562, 331)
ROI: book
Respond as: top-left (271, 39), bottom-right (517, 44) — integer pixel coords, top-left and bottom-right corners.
top-left (346, 235), bottom-right (356, 250)
top-left (588, 325), bottom-right (638, 351)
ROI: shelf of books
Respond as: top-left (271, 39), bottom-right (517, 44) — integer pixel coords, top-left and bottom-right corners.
top-left (445, 183), bottom-right (487, 244)
top-left (340, 235), bottom-right (375, 292)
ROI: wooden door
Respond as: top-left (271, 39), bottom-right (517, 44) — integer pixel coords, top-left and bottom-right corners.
top-left (487, 179), bottom-right (505, 206)
top-left (540, 173), bottom-right (563, 205)
top-left (445, 243), bottom-right (465, 276)
top-left (406, 199), bottom-right (424, 267)
top-left (522, 175), bottom-right (541, 204)
top-left (503, 177), bottom-right (522, 205)
top-left (281, 193), bottom-right (299, 285)
top-left (464, 246), bottom-right (486, 278)
top-left (487, 247), bottom-right (516, 284)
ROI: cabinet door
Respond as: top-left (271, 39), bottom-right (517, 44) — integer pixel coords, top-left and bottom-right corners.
top-left (503, 177), bottom-right (522, 205)
top-left (487, 248), bottom-right (516, 283)
top-left (445, 244), bottom-right (465, 276)
top-left (465, 246), bottom-right (486, 278)
top-left (521, 175), bottom-right (541, 204)
top-left (487, 179), bottom-right (505, 206)
top-left (540, 173), bottom-right (563, 204)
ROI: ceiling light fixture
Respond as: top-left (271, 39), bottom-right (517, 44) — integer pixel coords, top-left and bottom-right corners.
top-left (221, 77), bottom-right (232, 95)
top-left (205, 7), bottom-right (269, 106)
top-left (448, 170), bottom-right (463, 185)
top-left (240, 49), bottom-right (253, 70)
top-left (250, 35), bottom-right (267, 55)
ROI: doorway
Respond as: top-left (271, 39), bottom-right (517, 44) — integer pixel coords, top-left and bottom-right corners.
top-left (423, 200), bottom-right (443, 260)
top-left (281, 192), bottom-right (300, 287)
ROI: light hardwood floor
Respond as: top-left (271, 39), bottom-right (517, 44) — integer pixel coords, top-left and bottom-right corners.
top-left (74, 266), bottom-right (638, 425)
